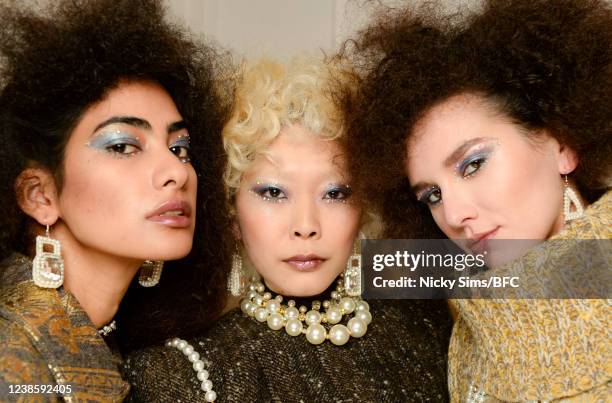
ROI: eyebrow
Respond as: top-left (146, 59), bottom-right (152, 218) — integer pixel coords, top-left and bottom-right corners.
top-left (410, 136), bottom-right (493, 194)
top-left (443, 136), bottom-right (492, 167)
top-left (168, 121), bottom-right (187, 133)
top-left (93, 116), bottom-right (187, 134)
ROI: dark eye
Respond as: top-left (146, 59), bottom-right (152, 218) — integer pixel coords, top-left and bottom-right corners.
top-left (419, 187), bottom-right (442, 206)
top-left (170, 145), bottom-right (190, 162)
top-left (462, 157), bottom-right (486, 178)
top-left (323, 186), bottom-right (352, 202)
top-left (107, 143), bottom-right (140, 155)
top-left (256, 186), bottom-right (287, 201)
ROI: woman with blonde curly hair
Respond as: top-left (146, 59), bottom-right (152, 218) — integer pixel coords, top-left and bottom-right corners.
top-left (125, 58), bottom-right (452, 402)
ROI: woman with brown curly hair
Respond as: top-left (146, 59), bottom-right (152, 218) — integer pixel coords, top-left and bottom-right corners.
top-left (0, 0), bottom-right (232, 400)
top-left (342, 0), bottom-right (610, 401)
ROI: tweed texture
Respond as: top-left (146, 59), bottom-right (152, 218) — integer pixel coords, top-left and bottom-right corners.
top-left (125, 299), bottom-right (452, 402)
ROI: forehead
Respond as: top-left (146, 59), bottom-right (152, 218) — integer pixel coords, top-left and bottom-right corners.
top-left (244, 125), bottom-right (346, 179)
top-left (407, 94), bottom-right (502, 157)
top-left (81, 81), bottom-right (181, 126)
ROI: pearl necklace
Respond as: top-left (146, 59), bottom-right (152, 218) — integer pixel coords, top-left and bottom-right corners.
top-left (239, 276), bottom-right (372, 345)
top-left (167, 337), bottom-right (217, 402)
top-left (97, 319), bottom-right (116, 337)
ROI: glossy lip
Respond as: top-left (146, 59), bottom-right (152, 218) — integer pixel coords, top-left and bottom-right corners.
top-left (282, 254), bottom-right (327, 272)
top-left (146, 200), bottom-right (192, 228)
top-left (467, 227), bottom-right (499, 254)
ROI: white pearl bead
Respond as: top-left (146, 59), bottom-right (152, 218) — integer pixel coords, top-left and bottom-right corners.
top-left (183, 345), bottom-right (194, 355)
top-left (177, 340), bottom-right (187, 350)
top-left (256, 283), bottom-right (265, 293)
top-left (347, 317), bottom-right (367, 338)
top-left (255, 307), bottom-right (269, 322)
top-left (193, 360), bottom-right (205, 371)
top-left (285, 318), bottom-right (303, 336)
top-left (284, 306), bottom-right (299, 319)
top-left (326, 307), bottom-right (342, 324)
top-left (330, 291), bottom-right (340, 300)
top-left (246, 304), bottom-right (257, 316)
top-left (267, 300), bottom-right (280, 313)
top-left (340, 297), bottom-right (356, 314)
top-left (305, 310), bottom-right (322, 325)
top-left (165, 340), bottom-right (172, 347)
top-left (267, 313), bottom-right (284, 330)
top-left (240, 299), bottom-right (251, 313)
top-left (197, 369), bottom-right (209, 381)
top-left (201, 379), bottom-right (213, 391)
top-left (355, 301), bottom-right (370, 312)
top-left (305, 324), bottom-right (327, 345)
top-left (355, 309), bottom-right (372, 325)
top-left (254, 295), bottom-right (264, 306)
top-left (263, 292), bottom-right (272, 300)
top-left (329, 324), bottom-right (350, 346)
top-left (205, 390), bottom-right (217, 402)
top-left (247, 290), bottom-right (258, 299)
top-left (188, 352), bottom-right (200, 362)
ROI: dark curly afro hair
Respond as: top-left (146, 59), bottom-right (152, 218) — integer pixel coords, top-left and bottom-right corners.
top-left (340, 0), bottom-right (611, 239)
top-left (0, 0), bottom-right (235, 351)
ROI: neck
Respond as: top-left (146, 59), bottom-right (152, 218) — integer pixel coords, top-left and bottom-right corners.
top-left (53, 226), bottom-right (141, 328)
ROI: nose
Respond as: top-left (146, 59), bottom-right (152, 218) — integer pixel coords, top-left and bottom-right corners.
top-left (152, 147), bottom-right (190, 191)
top-left (440, 185), bottom-right (478, 234)
top-left (290, 198), bottom-right (321, 240)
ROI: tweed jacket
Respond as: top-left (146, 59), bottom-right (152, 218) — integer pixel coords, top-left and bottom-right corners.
top-left (448, 191), bottom-right (612, 402)
top-left (125, 299), bottom-right (453, 402)
top-left (0, 254), bottom-right (129, 402)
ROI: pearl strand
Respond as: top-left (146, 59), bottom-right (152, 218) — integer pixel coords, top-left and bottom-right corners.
top-left (166, 337), bottom-right (217, 402)
top-left (240, 276), bottom-right (372, 345)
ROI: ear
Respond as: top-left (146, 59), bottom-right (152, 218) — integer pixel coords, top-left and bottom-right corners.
top-left (14, 168), bottom-right (60, 227)
top-left (557, 143), bottom-right (579, 175)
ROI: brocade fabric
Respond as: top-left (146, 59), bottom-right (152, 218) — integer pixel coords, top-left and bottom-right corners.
top-left (0, 254), bottom-right (130, 402)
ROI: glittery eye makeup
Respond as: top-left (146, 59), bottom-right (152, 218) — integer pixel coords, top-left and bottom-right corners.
top-left (322, 184), bottom-right (352, 204)
top-left (417, 186), bottom-right (442, 206)
top-left (169, 134), bottom-right (191, 163)
top-left (87, 130), bottom-right (142, 157)
top-left (456, 144), bottom-right (495, 179)
top-left (250, 183), bottom-right (288, 203)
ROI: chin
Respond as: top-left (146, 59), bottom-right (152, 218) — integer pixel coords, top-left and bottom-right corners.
top-left (149, 242), bottom-right (193, 261)
top-left (283, 275), bottom-right (338, 297)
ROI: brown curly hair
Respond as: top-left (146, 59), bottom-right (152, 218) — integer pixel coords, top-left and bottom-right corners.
top-left (340, 0), bottom-right (611, 239)
top-left (0, 0), bottom-right (234, 351)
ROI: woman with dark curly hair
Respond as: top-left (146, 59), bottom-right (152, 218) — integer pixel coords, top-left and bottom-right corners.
top-left (0, 0), bottom-right (232, 400)
top-left (342, 0), bottom-right (610, 401)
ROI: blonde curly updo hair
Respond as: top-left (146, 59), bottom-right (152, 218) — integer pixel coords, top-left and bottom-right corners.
top-left (223, 58), bottom-right (350, 198)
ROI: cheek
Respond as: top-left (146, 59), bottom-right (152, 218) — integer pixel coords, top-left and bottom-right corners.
top-left (322, 206), bottom-right (360, 248)
top-left (59, 156), bottom-right (134, 224)
top-left (236, 199), bottom-right (284, 251)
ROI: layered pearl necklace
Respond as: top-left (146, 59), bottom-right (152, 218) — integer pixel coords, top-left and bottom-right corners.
top-left (239, 276), bottom-right (372, 345)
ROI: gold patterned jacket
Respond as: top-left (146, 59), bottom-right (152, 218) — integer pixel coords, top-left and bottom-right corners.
top-left (448, 191), bottom-right (612, 402)
top-left (0, 254), bottom-right (129, 402)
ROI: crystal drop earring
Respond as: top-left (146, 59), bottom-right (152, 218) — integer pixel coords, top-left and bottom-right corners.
top-left (32, 224), bottom-right (64, 288)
